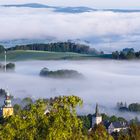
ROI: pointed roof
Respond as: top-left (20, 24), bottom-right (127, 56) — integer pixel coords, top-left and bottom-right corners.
top-left (5, 91), bottom-right (10, 99)
top-left (3, 91), bottom-right (12, 108)
top-left (95, 103), bottom-right (100, 117)
top-left (104, 121), bottom-right (129, 129)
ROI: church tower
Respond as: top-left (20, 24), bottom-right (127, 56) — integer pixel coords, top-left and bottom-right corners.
top-left (92, 104), bottom-right (102, 127)
top-left (1, 91), bottom-right (14, 118)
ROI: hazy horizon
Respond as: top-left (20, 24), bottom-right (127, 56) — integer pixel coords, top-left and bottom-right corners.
top-left (1, 0), bottom-right (140, 9)
top-left (0, 3), bottom-right (140, 52)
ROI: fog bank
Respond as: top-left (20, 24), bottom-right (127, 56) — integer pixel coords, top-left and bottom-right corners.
top-left (0, 5), bottom-right (140, 51)
top-left (0, 60), bottom-right (140, 119)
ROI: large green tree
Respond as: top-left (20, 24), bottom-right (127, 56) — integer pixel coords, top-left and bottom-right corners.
top-left (0, 96), bottom-right (83, 140)
top-left (88, 124), bottom-right (114, 140)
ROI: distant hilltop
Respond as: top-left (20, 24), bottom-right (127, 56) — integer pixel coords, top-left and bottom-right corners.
top-left (2, 3), bottom-right (140, 13)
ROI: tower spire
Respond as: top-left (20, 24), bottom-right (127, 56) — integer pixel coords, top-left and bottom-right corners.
top-left (1, 90), bottom-right (13, 118)
top-left (91, 103), bottom-right (102, 127)
top-left (4, 91), bottom-right (12, 107)
top-left (95, 103), bottom-right (100, 117)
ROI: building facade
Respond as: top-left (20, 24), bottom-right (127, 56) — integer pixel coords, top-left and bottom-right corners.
top-left (92, 104), bottom-right (102, 127)
top-left (1, 92), bottom-right (13, 118)
top-left (104, 121), bottom-right (129, 134)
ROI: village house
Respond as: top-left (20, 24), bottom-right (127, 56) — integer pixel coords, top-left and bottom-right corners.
top-left (104, 121), bottom-right (129, 134)
top-left (91, 104), bottom-right (129, 134)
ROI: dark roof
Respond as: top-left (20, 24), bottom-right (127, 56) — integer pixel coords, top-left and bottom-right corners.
top-left (104, 121), bottom-right (129, 129)
top-left (103, 121), bottom-right (111, 129)
top-left (93, 103), bottom-right (101, 117)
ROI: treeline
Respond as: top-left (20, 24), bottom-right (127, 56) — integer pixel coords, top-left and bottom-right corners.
top-left (40, 67), bottom-right (83, 78)
top-left (0, 63), bottom-right (15, 72)
top-left (117, 102), bottom-right (140, 112)
top-left (6, 42), bottom-right (100, 55)
top-left (79, 113), bottom-right (127, 130)
top-left (112, 48), bottom-right (140, 59)
top-left (0, 89), bottom-right (14, 98)
top-left (0, 45), bottom-right (5, 53)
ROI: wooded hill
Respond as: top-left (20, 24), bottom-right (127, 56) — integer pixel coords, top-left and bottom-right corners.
top-left (6, 42), bottom-right (101, 55)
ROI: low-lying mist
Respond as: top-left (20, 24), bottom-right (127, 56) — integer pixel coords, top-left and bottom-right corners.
top-left (0, 60), bottom-right (140, 119)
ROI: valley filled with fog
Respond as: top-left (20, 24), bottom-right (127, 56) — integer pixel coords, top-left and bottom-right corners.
top-left (0, 60), bottom-right (140, 119)
top-left (0, 1), bottom-right (140, 120)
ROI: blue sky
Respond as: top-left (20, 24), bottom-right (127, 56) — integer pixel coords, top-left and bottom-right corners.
top-left (1, 0), bottom-right (140, 9)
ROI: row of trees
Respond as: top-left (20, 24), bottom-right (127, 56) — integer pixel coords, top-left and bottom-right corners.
top-left (117, 102), bottom-right (140, 112)
top-left (40, 67), bottom-right (83, 79)
top-left (0, 45), bottom-right (5, 53)
top-left (112, 48), bottom-right (140, 59)
top-left (0, 63), bottom-right (15, 72)
top-left (7, 42), bottom-right (100, 55)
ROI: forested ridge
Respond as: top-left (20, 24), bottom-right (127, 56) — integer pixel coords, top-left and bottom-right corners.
top-left (112, 48), bottom-right (140, 59)
top-left (6, 42), bottom-right (100, 55)
top-left (2, 43), bottom-right (140, 61)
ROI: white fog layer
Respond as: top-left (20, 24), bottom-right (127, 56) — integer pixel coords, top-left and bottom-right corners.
top-left (0, 0), bottom-right (140, 120)
top-left (0, 4), bottom-right (140, 52)
top-left (0, 60), bottom-right (140, 119)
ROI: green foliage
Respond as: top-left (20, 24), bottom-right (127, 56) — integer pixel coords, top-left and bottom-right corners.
top-left (0, 63), bottom-right (15, 72)
top-left (13, 104), bottom-right (22, 115)
top-left (129, 123), bottom-right (140, 140)
top-left (40, 68), bottom-right (82, 78)
top-left (101, 113), bottom-right (127, 123)
top-left (112, 48), bottom-right (140, 60)
top-left (116, 123), bottom-right (140, 140)
top-left (6, 63), bottom-right (15, 70)
top-left (22, 97), bottom-right (33, 105)
top-left (46, 96), bottom-right (83, 140)
top-left (0, 45), bottom-right (5, 54)
top-left (7, 42), bottom-right (100, 55)
top-left (0, 95), bottom-right (84, 140)
top-left (0, 89), bottom-right (14, 99)
top-left (118, 117), bottom-right (127, 122)
top-left (112, 51), bottom-right (119, 59)
top-left (117, 102), bottom-right (140, 113)
top-left (114, 131), bottom-right (130, 140)
top-left (109, 116), bottom-right (119, 122)
top-left (0, 89), bottom-right (6, 97)
top-left (101, 113), bottom-right (110, 121)
top-left (0, 50), bottom-right (93, 61)
top-left (79, 115), bottom-right (91, 133)
top-left (88, 124), bottom-right (114, 140)
top-left (128, 103), bottom-right (140, 112)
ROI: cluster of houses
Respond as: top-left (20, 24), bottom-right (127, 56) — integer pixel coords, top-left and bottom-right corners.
top-left (90, 104), bottom-right (129, 134)
top-left (0, 91), bottom-right (129, 134)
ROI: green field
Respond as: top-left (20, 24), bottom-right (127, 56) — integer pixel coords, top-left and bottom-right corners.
top-left (0, 50), bottom-right (112, 61)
